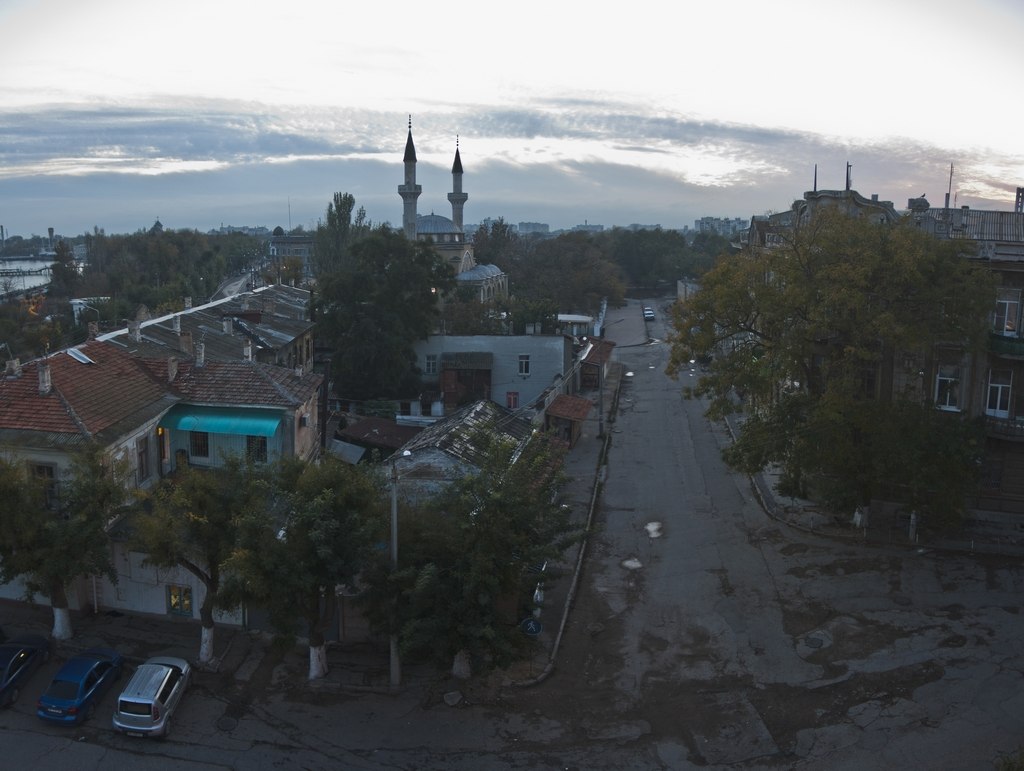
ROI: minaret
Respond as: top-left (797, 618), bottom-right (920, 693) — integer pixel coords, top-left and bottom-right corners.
top-left (447, 135), bottom-right (468, 233)
top-left (398, 116), bottom-right (421, 240)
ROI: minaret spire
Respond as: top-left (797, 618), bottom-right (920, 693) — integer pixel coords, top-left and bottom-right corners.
top-left (398, 115), bottom-right (421, 240)
top-left (448, 134), bottom-right (468, 233)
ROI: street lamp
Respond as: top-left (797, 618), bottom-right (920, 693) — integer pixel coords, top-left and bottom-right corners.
top-left (389, 449), bottom-right (412, 691)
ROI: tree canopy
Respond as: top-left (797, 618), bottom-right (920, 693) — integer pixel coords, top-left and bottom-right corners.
top-left (668, 208), bottom-right (995, 521)
top-left (315, 227), bottom-right (456, 400)
top-left (222, 456), bottom-right (384, 679)
top-left (359, 431), bottom-right (578, 677)
top-left (0, 447), bottom-right (129, 638)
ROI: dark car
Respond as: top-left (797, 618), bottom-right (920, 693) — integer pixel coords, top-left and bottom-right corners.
top-left (0, 634), bottom-right (51, 707)
top-left (36, 647), bottom-right (124, 724)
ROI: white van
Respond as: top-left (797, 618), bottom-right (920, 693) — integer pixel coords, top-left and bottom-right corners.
top-left (111, 656), bottom-right (191, 738)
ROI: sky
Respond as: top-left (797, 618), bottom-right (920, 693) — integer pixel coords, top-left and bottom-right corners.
top-left (1, 0), bottom-right (1023, 240)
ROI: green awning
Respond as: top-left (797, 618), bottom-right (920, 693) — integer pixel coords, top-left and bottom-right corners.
top-left (160, 406), bottom-right (282, 437)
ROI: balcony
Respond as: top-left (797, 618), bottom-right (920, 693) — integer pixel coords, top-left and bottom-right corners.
top-left (985, 415), bottom-right (1024, 441)
top-left (989, 332), bottom-right (1024, 358)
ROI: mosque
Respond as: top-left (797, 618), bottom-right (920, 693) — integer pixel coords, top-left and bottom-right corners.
top-left (398, 119), bottom-right (508, 302)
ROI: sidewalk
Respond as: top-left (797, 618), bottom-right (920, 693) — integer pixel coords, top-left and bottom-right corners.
top-left (725, 409), bottom-right (1024, 558)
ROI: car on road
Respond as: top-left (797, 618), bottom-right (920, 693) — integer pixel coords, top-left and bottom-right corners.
top-left (36, 647), bottom-right (124, 724)
top-left (0, 635), bottom-right (51, 707)
top-left (111, 655), bottom-right (191, 738)
top-left (643, 306), bottom-right (656, 321)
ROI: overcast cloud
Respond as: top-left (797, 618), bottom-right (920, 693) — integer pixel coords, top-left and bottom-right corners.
top-left (1, 0), bottom-right (1022, 240)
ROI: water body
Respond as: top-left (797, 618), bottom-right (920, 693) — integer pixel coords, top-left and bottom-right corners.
top-left (0, 257), bottom-right (55, 294)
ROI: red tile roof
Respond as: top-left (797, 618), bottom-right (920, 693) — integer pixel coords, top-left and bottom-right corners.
top-left (0, 341), bottom-right (175, 448)
top-left (546, 394), bottom-right (593, 422)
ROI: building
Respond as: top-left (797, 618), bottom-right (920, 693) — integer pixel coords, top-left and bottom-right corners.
top-left (0, 336), bottom-right (323, 621)
top-left (908, 192), bottom-right (1024, 513)
top-left (398, 120), bottom-right (508, 302)
top-left (413, 333), bottom-right (575, 415)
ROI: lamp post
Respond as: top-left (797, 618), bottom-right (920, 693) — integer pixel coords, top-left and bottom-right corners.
top-left (389, 449), bottom-right (412, 691)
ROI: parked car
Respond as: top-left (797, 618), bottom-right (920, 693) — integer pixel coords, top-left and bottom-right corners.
top-left (36, 647), bottom-right (124, 724)
top-left (0, 635), bottom-right (51, 707)
top-left (111, 656), bottom-right (191, 738)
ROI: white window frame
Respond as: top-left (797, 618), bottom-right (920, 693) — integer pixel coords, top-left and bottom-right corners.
top-left (507, 391), bottom-right (519, 409)
top-left (518, 354), bottom-right (531, 377)
top-left (424, 354), bottom-right (437, 375)
top-left (994, 289), bottom-right (1021, 337)
top-left (986, 368), bottom-right (1013, 419)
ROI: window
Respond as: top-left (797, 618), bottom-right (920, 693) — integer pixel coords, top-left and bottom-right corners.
top-left (518, 354), bottom-right (531, 377)
top-left (507, 391), bottom-right (519, 409)
top-left (994, 289), bottom-right (1021, 336)
top-left (30, 463), bottom-right (59, 509)
top-left (167, 584), bottom-right (193, 617)
top-left (136, 435), bottom-right (150, 485)
top-left (189, 431), bottom-right (209, 458)
top-left (987, 369), bottom-right (1013, 419)
top-left (935, 365), bottom-right (961, 410)
top-left (246, 435), bottom-right (268, 463)
top-left (425, 354), bottom-right (437, 375)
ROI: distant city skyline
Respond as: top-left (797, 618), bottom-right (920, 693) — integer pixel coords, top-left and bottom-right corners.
top-left (1, 0), bottom-right (1022, 239)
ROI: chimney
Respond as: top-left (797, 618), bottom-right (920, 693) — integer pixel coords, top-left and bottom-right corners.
top-left (223, 317), bottom-right (233, 335)
top-left (87, 321), bottom-right (98, 340)
top-left (172, 314), bottom-right (181, 333)
top-left (167, 356), bottom-right (178, 383)
top-left (128, 320), bottom-right (142, 342)
top-left (179, 331), bottom-right (193, 355)
top-left (243, 339), bottom-right (253, 361)
top-left (184, 296), bottom-right (193, 310)
top-left (5, 358), bottom-right (21, 378)
top-left (195, 342), bottom-right (205, 368)
top-left (38, 362), bottom-right (52, 395)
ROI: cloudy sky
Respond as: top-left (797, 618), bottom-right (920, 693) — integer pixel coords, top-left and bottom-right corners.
top-left (1, 0), bottom-right (1022, 240)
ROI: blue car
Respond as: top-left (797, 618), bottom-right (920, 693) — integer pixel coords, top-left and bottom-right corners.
top-left (36, 647), bottom-right (124, 724)
top-left (0, 634), bottom-right (51, 707)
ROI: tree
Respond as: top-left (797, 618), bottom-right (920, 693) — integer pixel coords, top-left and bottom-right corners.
top-left (48, 240), bottom-right (79, 298)
top-left (223, 457), bottom-right (384, 680)
top-left (131, 460), bottom-right (265, 666)
top-left (0, 447), bottom-right (128, 639)
top-left (360, 431), bottom-right (578, 678)
top-left (514, 232), bottom-right (625, 312)
top-left (316, 227), bottom-right (456, 400)
top-left (312, 192), bottom-right (371, 277)
top-left (668, 207), bottom-right (994, 521)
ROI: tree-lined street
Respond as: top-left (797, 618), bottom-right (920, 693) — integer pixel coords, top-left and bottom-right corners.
top-left (3, 299), bottom-right (1024, 769)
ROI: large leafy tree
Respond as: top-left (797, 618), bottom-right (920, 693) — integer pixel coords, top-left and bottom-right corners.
top-left (513, 232), bottom-right (625, 312)
top-left (131, 460), bottom-right (267, 666)
top-left (668, 207), bottom-right (994, 522)
top-left (360, 431), bottom-right (578, 678)
top-left (223, 457), bottom-right (384, 680)
top-left (316, 227), bottom-right (456, 400)
top-left (0, 447), bottom-right (129, 639)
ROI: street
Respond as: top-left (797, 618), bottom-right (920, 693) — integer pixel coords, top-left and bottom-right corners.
top-left (3, 297), bottom-right (1024, 769)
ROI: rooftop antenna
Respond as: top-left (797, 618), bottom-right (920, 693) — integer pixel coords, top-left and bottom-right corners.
top-left (845, 162), bottom-right (852, 191)
top-left (945, 163), bottom-right (954, 209)
top-left (813, 164), bottom-right (817, 192)
top-left (288, 197), bottom-right (292, 231)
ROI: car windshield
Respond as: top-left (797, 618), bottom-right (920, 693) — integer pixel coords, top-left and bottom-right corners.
top-left (45, 679), bottom-right (80, 700)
